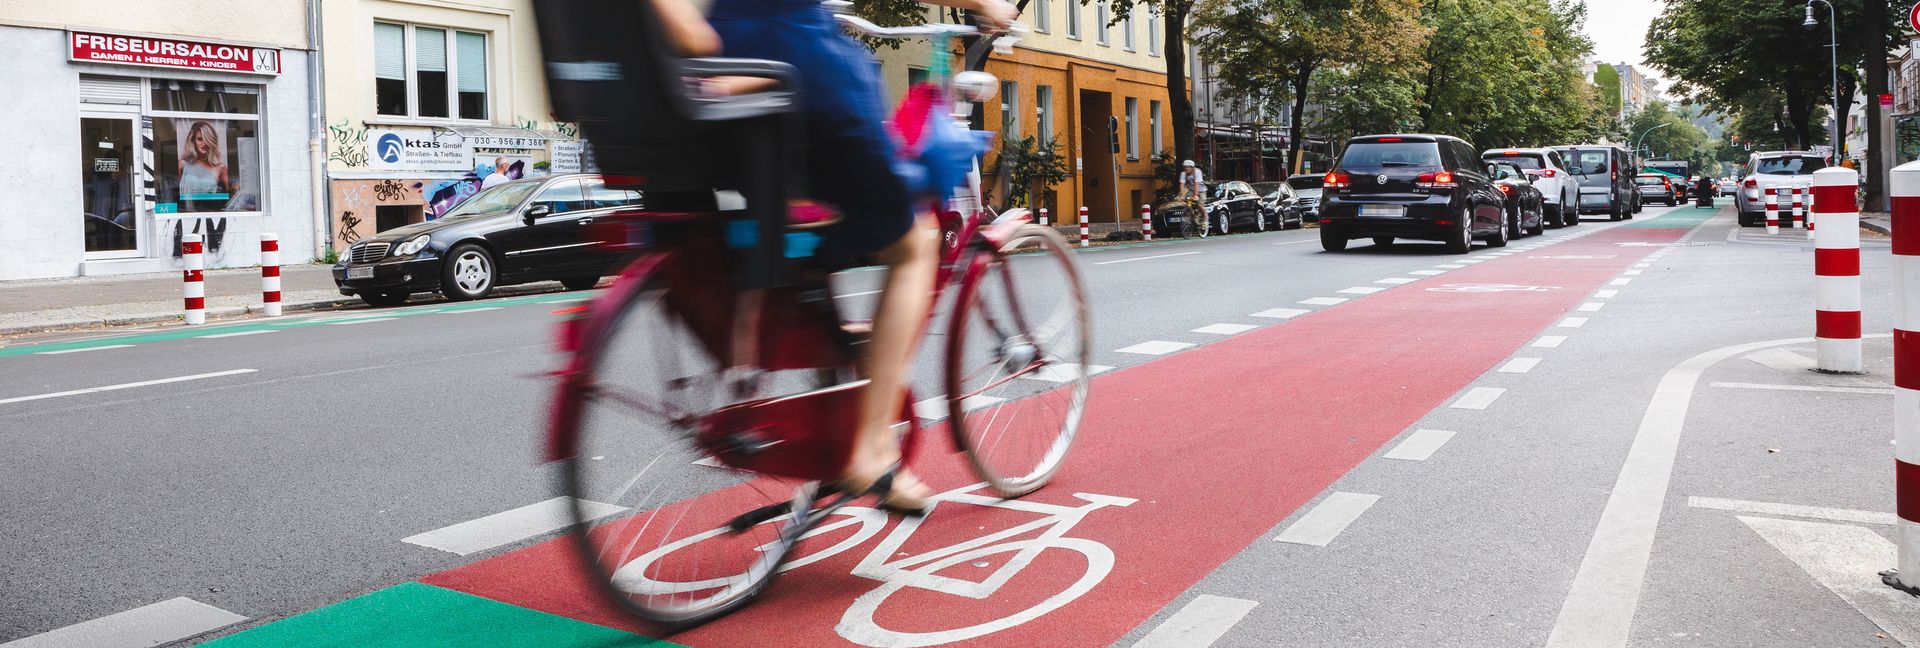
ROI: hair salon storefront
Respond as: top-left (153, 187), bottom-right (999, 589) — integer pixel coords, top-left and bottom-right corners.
top-left (0, 27), bottom-right (315, 280)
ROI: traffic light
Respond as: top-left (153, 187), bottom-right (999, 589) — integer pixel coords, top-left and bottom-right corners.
top-left (1109, 116), bottom-right (1120, 154)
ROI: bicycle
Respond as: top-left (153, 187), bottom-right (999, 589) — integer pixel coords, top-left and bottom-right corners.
top-left (535, 1), bottom-right (1092, 627)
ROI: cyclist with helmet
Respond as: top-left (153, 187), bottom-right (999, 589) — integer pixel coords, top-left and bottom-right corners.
top-left (1178, 159), bottom-right (1208, 236)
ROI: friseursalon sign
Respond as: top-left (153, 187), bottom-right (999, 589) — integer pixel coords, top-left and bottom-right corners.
top-left (70, 31), bottom-right (281, 76)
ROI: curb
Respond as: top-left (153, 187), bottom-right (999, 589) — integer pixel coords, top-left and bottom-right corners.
top-left (1863, 218), bottom-right (1892, 236)
top-left (0, 283), bottom-right (578, 337)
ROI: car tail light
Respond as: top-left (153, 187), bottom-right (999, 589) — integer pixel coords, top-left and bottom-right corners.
top-left (1612, 170), bottom-right (1619, 182)
top-left (1541, 169), bottom-right (1557, 178)
top-left (1375, 137), bottom-right (1403, 143)
top-left (1744, 177), bottom-right (1757, 188)
top-left (1662, 179), bottom-right (1671, 189)
top-left (1415, 171), bottom-right (1457, 188)
top-left (1325, 171), bottom-right (1351, 189)
top-left (1498, 184), bottom-right (1513, 194)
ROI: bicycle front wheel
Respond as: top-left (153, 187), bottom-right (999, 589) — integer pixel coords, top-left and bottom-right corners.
top-left (944, 224), bottom-right (1092, 498)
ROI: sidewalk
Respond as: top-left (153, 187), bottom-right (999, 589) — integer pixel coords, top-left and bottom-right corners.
top-left (0, 264), bottom-right (352, 335)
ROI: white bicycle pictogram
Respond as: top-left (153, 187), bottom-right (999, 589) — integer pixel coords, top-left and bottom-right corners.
top-left (614, 483), bottom-right (1136, 647)
top-left (1424, 283), bottom-right (1560, 293)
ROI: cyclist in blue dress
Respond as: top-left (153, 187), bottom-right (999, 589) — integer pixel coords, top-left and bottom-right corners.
top-left (652, 0), bottom-right (1016, 513)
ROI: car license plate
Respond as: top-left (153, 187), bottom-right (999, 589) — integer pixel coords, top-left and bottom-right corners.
top-left (1359, 204), bottom-right (1405, 218)
top-left (347, 266), bottom-right (374, 280)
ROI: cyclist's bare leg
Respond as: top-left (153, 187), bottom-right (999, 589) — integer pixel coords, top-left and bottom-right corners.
top-left (843, 213), bottom-right (939, 509)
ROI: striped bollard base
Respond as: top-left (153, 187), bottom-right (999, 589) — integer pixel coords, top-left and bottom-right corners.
top-left (1078, 207), bottom-right (1089, 248)
top-left (1791, 185), bottom-right (1806, 230)
top-left (1038, 208), bottom-right (1049, 227)
top-left (1141, 204), bottom-right (1153, 242)
top-left (1764, 188), bottom-right (1779, 235)
top-left (182, 234), bottom-right (206, 325)
top-left (1811, 167), bottom-right (1861, 373)
top-left (1887, 161), bottom-right (1920, 593)
top-left (260, 233), bottom-right (282, 317)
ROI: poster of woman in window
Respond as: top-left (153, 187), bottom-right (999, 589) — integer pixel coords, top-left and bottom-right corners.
top-left (154, 118), bottom-right (260, 214)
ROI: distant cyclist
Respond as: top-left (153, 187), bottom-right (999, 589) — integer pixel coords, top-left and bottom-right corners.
top-left (650, 0), bottom-right (1017, 513)
top-left (1178, 159), bottom-right (1208, 235)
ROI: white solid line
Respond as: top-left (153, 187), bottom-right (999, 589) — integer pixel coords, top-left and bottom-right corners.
top-left (35, 344), bottom-right (135, 355)
top-left (1274, 492), bottom-right (1380, 546)
top-left (1595, 290), bottom-right (1619, 299)
top-left (196, 330), bottom-right (276, 339)
top-left (402, 497), bottom-right (625, 556)
top-left (1408, 270), bottom-right (1446, 276)
top-left (329, 317), bottom-right (399, 325)
top-left (1250, 308), bottom-right (1310, 319)
top-left (0, 369), bottom-right (258, 405)
top-left (1558, 317), bottom-right (1589, 328)
top-left (1192, 323), bottom-right (1257, 335)
top-left (1532, 336), bottom-right (1568, 348)
top-left (912, 394), bottom-right (1007, 420)
top-left (1375, 277), bottom-right (1418, 285)
top-left (1544, 336), bottom-right (1855, 648)
top-left (1129, 595), bottom-right (1260, 648)
top-left (1022, 363), bottom-right (1114, 382)
top-left (1117, 340), bottom-right (1195, 355)
top-left (1498, 357), bottom-right (1543, 374)
top-left (1383, 429), bottom-right (1457, 461)
top-left (0, 598), bottom-right (246, 648)
top-left (1738, 516), bottom-right (1920, 645)
top-left (1298, 297), bottom-right (1348, 306)
top-left (1577, 302), bottom-right (1604, 312)
top-left (1687, 496), bottom-right (1897, 525)
top-left (1610, 278), bottom-right (1632, 286)
top-left (1095, 251), bottom-right (1203, 265)
top-left (442, 306), bottom-right (505, 313)
top-left (1337, 286), bottom-right (1386, 295)
top-left (1449, 387), bottom-right (1505, 410)
top-left (1708, 381), bottom-right (1894, 395)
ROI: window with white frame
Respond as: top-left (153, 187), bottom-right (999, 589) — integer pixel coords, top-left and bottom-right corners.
top-left (1150, 99), bottom-right (1163, 154)
top-left (375, 22), bottom-right (489, 120)
top-left (1000, 81), bottom-right (1019, 137)
top-left (1125, 97), bottom-right (1138, 159)
top-left (1036, 85), bottom-right (1054, 143)
top-left (1096, 1), bottom-right (1109, 45)
top-left (150, 80), bottom-right (264, 214)
top-left (1147, 11), bottom-right (1160, 55)
top-left (1066, 0), bottom-right (1080, 38)
top-left (1123, 13), bottom-right (1135, 51)
top-left (1034, 0), bottom-right (1050, 32)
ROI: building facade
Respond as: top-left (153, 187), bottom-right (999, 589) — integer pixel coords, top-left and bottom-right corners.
top-left (878, 2), bottom-right (1181, 223)
top-left (319, 0), bottom-right (585, 249)
top-left (0, 1), bottom-right (319, 280)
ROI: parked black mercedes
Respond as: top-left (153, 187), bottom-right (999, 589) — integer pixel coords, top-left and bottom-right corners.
top-left (333, 174), bottom-right (637, 307)
top-left (1317, 134), bottom-right (1508, 253)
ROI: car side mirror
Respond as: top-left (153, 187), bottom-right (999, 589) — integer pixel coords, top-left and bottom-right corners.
top-left (525, 203), bottom-right (552, 223)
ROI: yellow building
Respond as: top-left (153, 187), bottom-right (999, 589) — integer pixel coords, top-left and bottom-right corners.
top-left (318, 0), bottom-right (582, 246)
top-left (878, 2), bottom-right (1182, 224)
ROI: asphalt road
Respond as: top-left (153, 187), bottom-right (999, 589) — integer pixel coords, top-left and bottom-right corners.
top-left (2, 206), bottom-right (1913, 647)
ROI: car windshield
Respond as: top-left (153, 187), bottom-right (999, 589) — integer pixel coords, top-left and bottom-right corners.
top-left (444, 182), bottom-right (540, 217)
top-left (1249, 182), bottom-right (1283, 196)
top-left (1286, 175), bottom-right (1323, 191)
top-left (1569, 150), bottom-right (1610, 174)
top-left (1486, 153), bottom-right (1545, 170)
top-left (1338, 142), bottom-right (1442, 170)
top-left (1755, 156), bottom-right (1827, 176)
top-left (1635, 176), bottom-right (1668, 186)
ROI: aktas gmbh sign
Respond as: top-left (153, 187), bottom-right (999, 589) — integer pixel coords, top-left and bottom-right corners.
top-left (69, 31), bottom-right (280, 75)
top-left (366, 128), bottom-right (474, 172)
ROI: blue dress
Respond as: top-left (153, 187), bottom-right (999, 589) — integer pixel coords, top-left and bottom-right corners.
top-left (708, 0), bottom-right (913, 261)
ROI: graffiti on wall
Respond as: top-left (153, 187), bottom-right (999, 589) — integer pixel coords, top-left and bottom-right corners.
top-left (327, 119), bottom-right (369, 168)
top-left (373, 179), bottom-right (408, 201)
top-left (169, 217), bottom-right (230, 261)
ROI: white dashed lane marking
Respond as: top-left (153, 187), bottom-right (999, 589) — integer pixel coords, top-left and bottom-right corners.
top-left (1383, 429), bottom-right (1458, 461)
top-left (1117, 340), bottom-right (1195, 355)
top-left (35, 345), bottom-right (134, 355)
top-left (1298, 297), bottom-right (1348, 306)
top-left (0, 597), bottom-right (247, 648)
top-left (1274, 492), bottom-right (1380, 546)
top-left (196, 330), bottom-right (277, 339)
top-left (1532, 335), bottom-right (1568, 348)
top-left (1435, 264), bottom-right (1467, 269)
top-left (1623, 269), bottom-right (1643, 276)
top-left (1408, 270), bottom-right (1446, 276)
top-left (912, 394), bottom-right (1007, 419)
top-left (1129, 595), bottom-right (1260, 648)
top-left (1375, 277), bottom-right (1418, 285)
top-left (402, 497), bottom-right (625, 556)
top-left (1337, 287), bottom-right (1386, 295)
top-left (329, 317), bottom-right (399, 326)
top-left (1577, 302), bottom-right (1604, 312)
top-left (1023, 363), bottom-right (1113, 382)
top-left (1192, 323), bottom-right (1257, 335)
top-left (1558, 317), bottom-right (1589, 328)
top-left (1449, 387), bottom-right (1506, 410)
top-left (0, 369), bottom-right (259, 406)
top-left (1250, 308), bottom-right (1309, 319)
top-left (1595, 289), bottom-right (1619, 299)
top-left (1611, 278), bottom-right (1633, 286)
top-left (1497, 357), bottom-right (1543, 374)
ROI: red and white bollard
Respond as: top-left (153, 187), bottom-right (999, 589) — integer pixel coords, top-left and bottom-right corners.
top-left (1078, 206), bottom-right (1090, 248)
top-left (260, 233), bottom-right (282, 317)
top-left (1038, 207), bottom-right (1050, 227)
top-left (1889, 160), bottom-right (1920, 594)
top-left (1764, 187), bottom-right (1780, 235)
top-left (1791, 185), bottom-right (1807, 231)
top-left (1141, 204), bottom-right (1153, 242)
top-left (181, 234), bottom-right (205, 325)
top-left (1800, 185), bottom-right (1815, 240)
top-left (1812, 166), bottom-right (1861, 373)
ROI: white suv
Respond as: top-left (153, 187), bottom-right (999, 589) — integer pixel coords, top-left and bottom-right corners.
top-left (1482, 148), bottom-right (1580, 227)
top-left (1735, 151), bottom-right (1827, 226)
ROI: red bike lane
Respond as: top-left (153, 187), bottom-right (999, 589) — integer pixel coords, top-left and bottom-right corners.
top-left (399, 220), bottom-right (1687, 647)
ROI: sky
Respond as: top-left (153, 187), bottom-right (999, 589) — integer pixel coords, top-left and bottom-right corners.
top-left (1582, 0), bottom-right (1666, 76)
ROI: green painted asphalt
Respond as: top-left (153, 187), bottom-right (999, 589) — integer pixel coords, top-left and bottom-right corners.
top-left (198, 582), bottom-right (674, 647)
top-left (0, 293), bottom-right (592, 358)
top-left (1620, 205), bottom-right (1724, 229)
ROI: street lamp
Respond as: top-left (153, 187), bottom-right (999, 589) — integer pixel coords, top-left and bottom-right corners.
top-left (1804, 0), bottom-right (1841, 159)
top-left (1634, 122), bottom-right (1673, 163)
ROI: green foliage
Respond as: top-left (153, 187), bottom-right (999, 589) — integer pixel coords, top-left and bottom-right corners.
top-left (1626, 100), bottom-right (1712, 170)
top-left (1151, 150), bottom-right (1182, 202)
top-left (1307, 64), bottom-right (1424, 145)
top-left (317, 247), bottom-right (340, 265)
top-left (1420, 0), bottom-right (1612, 147)
top-left (995, 136), bottom-right (1070, 209)
top-left (1592, 65), bottom-right (1622, 114)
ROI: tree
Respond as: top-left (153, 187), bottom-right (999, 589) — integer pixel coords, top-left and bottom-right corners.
top-left (1592, 64), bottom-right (1622, 116)
top-left (1100, 0), bottom-right (1200, 163)
top-left (1188, 0), bottom-right (1429, 174)
top-left (1418, 0), bottom-right (1611, 147)
top-left (1625, 101), bottom-right (1711, 169)
top-left (994, 135), bottom-right (1071, 209)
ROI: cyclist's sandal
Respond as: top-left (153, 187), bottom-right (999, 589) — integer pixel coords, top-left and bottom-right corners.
top-left (829, 461), bottom-right (929, 517)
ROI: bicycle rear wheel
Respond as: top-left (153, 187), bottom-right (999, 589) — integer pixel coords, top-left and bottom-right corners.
top-left (555, 267), bottom-right (817, 625)
top-left (944, 224), bottom-right (1092, 498)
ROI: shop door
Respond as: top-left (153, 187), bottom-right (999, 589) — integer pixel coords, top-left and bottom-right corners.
top-left (81, 116), bottom-right (142, 258)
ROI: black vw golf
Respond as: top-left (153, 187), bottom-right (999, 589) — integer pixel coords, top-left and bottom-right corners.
top-left (333, 174), bottom-right (637, 307)
top-left (1317, 134), bottom-right (1508, 253)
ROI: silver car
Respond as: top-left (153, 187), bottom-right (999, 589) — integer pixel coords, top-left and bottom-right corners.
top-left (1734, 151), bottom-right (1827, 226)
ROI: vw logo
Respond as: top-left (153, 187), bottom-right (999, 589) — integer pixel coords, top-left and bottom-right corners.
top-left (1376, 174), bottom-right (1388, 185)
top-left (375, 133), bottom-right (404, 164)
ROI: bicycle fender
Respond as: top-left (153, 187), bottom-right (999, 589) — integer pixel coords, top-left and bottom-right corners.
top-left (546, 251), bottom-right (674, 463)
